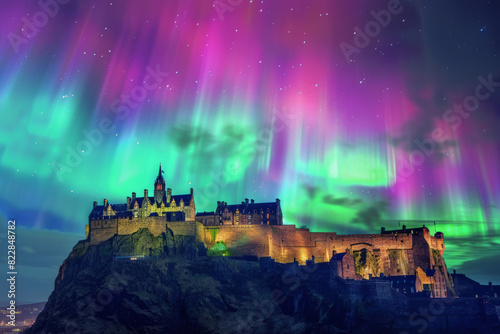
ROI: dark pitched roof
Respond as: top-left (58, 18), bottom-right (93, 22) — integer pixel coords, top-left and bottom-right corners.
top-left (89, 205), bottom-right (104, 219)
top-left (476, 284), bottom-right (500, 296)
top-left (171, 194), bottom-right (191, 205)
top-left (89, 205), bottom-right (132, 219)
top-left (113, 204), bottom-right (128, 211)
top-left (382, 275), bottom-right (416, 282)
top-left (220, 201), bottom-right (279, 214)
top-left (196, 211), bottom-right (215, 216)
top-left (330, 253), bottom-right (347, 261)
top-left (130, 197), bottom-right (152, 208)
top-left (90, 192), bottom-right (193, 217)
top-left (128, 194), bottom-right (192, 209)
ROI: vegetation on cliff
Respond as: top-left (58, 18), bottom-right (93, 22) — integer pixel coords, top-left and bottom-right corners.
top-left (387, 249), bottom-right (410, 275)
top-left (352, 249), bottom-right (381, 279)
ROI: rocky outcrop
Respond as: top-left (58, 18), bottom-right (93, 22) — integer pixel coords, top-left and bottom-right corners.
top-left (27, 228), bottom-right (500, 334)
top-left (27, 229), bottom-right (302, 334)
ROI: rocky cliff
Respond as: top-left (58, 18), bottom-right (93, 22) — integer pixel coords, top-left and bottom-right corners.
top-left (27, 228), bottom-right (305, 333)
top-left (27, 228), bottom-right (500, 334)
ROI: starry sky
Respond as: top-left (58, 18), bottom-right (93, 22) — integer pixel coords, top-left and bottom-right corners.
top-left (1, 0), bottom-right (500, 304)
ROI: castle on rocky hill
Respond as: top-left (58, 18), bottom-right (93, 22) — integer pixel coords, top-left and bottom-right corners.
top-left (87, 165), bottom-right (454, 298)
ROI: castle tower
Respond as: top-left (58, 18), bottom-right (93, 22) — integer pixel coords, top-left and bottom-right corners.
top-left (154, 163), bottom-right (165, 206)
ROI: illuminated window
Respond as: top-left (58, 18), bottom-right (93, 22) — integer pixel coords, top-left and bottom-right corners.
top-left (267, 213), bottom-right (269, 219)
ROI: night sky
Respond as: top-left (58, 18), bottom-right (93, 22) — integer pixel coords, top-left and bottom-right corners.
top-left (1, 0), bottom-right (500, 304)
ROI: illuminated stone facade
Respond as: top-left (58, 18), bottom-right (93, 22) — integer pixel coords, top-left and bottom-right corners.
top-left (195, 198), bottom-right (283, 226)
top-left (88, 165), bottom-right (195, 243)
top-left (86, 166), bottom-right (453, 298)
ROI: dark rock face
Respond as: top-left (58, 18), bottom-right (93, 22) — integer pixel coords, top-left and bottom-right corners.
top-left (27, 229), bottom-right (301, 334)
top-left (28, 228), bottom-right (500, 334)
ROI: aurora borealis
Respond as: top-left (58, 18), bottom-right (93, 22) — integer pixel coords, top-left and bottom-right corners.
top-left (1, 0), bottom-right (500, 303)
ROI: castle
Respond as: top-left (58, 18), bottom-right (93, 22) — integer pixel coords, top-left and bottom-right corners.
top-left (87, 165), bottom-right (454, 298)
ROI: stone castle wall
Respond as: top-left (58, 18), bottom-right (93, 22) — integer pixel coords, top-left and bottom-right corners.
top-left (87, 218), bottom-right (451, 298)
top-left (89, 218), bottom-right (205, 245)
top-left (203, 225), bottom-right (272, 258)
top-left (167, 221), bottom-right (204, 242)
top-left (89, 219), bottom-right (119, 245)
top-left (89, 217), bottom-right (167, 245)
top-left (199, 224), bottom-right (440, 272)
top-left (88, 218), bottom-right (444, 277)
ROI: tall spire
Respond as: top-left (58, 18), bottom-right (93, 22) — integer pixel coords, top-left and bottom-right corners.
top-left (155, 163), bottom-right (165, 191)
top-left (154, 163), bottom-right (166, 205)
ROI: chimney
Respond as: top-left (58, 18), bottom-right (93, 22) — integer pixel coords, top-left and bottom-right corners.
top-left (489, 281), bottom-right (492, 286)
top-left (332, 250), bottom-right (337, 256)
top-left (245, 198), bottom-right (249, 206)
top-left (251, 199), bottom-right (254, 204)
top-left (104, 199), bottom-right (108, 206)
top-left (190, 188), bottom-right (193, 195)
top-left (381, 227), bottom-right (386, 233)
top-left (126, 197), bottom-right (131, 209)
top-left (144, 189), bottom-right (148, 198)
top-left (276, 198), bottom-right (280, 204)
top-left (132, 192), bottom-right (136, 202)
top-left (217, 201), bottom-right (221, 207)
top-left (453, 269), bottom-right (456, 275)
top-left (93, 201), bottom-right (97, 208)
top-left (380, 273), bottom-right (384, 278)
top-left (402, 225), bottom-right (407, 233)
top-left (167, 188), bottom-right (172, 202)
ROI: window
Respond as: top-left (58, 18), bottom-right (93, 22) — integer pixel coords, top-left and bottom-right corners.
top-left (346, 265), bottom-right (349, 269)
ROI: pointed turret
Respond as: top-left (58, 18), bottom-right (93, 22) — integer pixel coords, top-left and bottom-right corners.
top-left (154, 163), bottom-right (165, 206)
